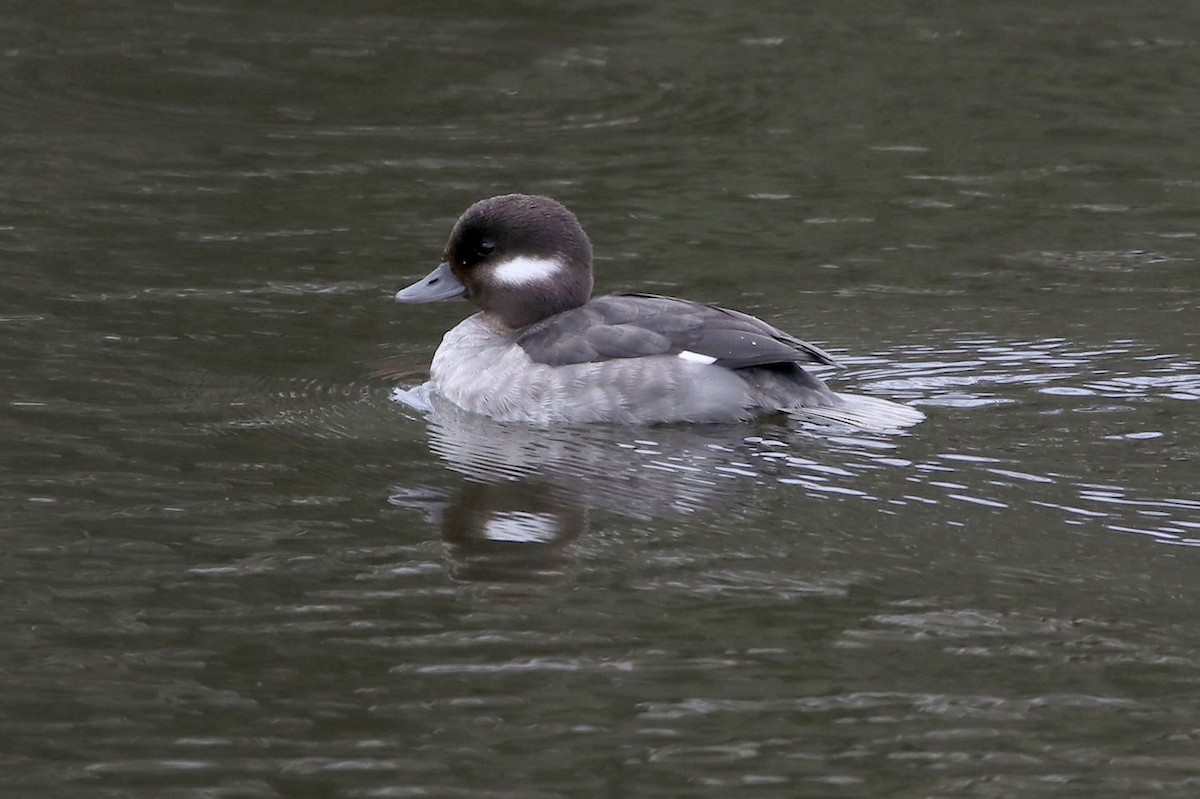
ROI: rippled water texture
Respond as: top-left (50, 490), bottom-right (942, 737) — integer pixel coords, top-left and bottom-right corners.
top-left (3, 2), bottom-right (1200, 797)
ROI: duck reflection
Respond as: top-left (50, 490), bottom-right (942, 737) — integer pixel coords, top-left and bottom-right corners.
top-left (390, 384), bottom-right (766, 590)
top-left (438, 480), bottom-right (585, 589)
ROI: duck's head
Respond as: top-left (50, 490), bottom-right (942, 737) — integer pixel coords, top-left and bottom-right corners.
top-left (396, 194), bottom-right (594, 330)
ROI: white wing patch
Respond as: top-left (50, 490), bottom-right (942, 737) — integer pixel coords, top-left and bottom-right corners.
top-left (491, 255), bottom-right (563, 286)
top-left (677, 350), bottom-right (718, 365)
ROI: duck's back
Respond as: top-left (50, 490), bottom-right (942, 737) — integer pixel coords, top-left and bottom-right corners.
top-left (516, 293), bottom-right (839, 371)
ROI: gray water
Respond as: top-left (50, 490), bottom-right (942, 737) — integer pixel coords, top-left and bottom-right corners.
top-left (3, 2), bottom-right (1200, 797)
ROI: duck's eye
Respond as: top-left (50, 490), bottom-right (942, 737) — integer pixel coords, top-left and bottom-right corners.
top-left (455, 238), bottom-right (497, 267)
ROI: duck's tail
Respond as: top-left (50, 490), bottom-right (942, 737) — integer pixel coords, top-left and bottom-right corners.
top-left (785, 392), bottom-right (925, 432)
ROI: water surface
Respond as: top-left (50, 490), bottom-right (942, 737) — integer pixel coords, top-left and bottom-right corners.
top-left (3, 1), bottom-right (1200, 797)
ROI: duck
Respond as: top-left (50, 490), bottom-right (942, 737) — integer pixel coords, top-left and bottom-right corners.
top-left (395, 194), bottom-right (924, 429)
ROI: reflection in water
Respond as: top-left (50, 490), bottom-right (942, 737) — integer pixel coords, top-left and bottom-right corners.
top-left (389, 383), bottom-right (772, 589)
top-left (438, 481), bottom-right (584, 591)
top-left (221, 330), bottom-right (1200, 568)
top-left (408, 385), bottom-right (756, 517)
top-left (388, 323), bottom-right (1200, 577)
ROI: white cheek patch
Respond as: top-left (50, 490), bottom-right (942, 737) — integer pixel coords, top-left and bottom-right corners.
top-left (677, 350), bottom-right (718, 365)
top-left (491, 255), bottom-right (563, 287)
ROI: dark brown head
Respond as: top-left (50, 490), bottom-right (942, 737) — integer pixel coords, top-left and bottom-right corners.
top-left (396, 194), bottom-right (595, 330)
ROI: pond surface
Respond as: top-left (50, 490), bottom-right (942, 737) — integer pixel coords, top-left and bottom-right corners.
top-left (3, 1), bottom-right (1200, 797)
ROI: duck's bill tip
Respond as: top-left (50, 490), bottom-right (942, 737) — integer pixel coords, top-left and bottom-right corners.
top-left (395, 262), bottom-right (466, 303)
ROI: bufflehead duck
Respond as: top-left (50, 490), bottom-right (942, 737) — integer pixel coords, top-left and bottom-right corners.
top-left (395, 194), bottom-right (924, 429)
